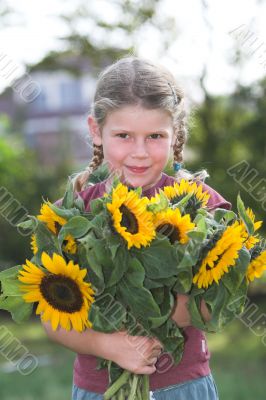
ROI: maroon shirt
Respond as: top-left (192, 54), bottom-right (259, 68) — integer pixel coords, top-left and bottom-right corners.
top-left (73, 173), bottom-right (232, 393)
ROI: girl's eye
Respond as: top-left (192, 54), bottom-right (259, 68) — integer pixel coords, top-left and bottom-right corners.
top-left (116, 133), bottom-right (129, 139)
top-left (149, 133), bottom-right (163, 139)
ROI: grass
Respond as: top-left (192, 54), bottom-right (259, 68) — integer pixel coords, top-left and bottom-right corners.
top-left (0, 309), bottom-right (266, 400)
top-left (207, 300), bottom-right (266, 400)
top-left (0, 317), bottom-right (75, 400)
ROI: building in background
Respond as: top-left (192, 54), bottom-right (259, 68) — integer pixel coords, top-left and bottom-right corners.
top-left (0, 55), bottom-right (98, 167)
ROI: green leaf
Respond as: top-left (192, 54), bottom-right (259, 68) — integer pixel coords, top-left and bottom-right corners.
top-left (16, 216), bottom-right (38, 232)
top-left (213, 208), bottom-right (236, 224)
top-left (83, 236), bottom-right (126, 288)
top-left (172, 270), bottom-right (192, 293)
top-left (89, 292), bottom-right (126, 332)
top-left (90, 198), bottom-right (104, 214)
top-left (194, 214), bottom-right (207, 231)
top-left (62, 178), bottom-right (75, 208)
top-left (144, 277), bottom-right (164, 289)
top-left (48, 203), bottom-right (81, 220)
top-left (152, 319), bottom-right (184, 364)
top-left (147, 190), bottom-right (169, 213)
top-left (148, 289), bottom-right (174, 328)
top-left (172, 191), bottom-right (194, 208)
top-left (226, 279), bottom-right (249, 316)
top-left (74, 195), bottom-right (85, 211)
top-left (222, 247), bottom-right (250, 294)
top-left (34, 222), bottom-right (61, 258)
top-left (106, 247), bottom-right (129, 288)
top-left (186, 231), bottom-right (206, 241)
top-left (58, 216), bottom-right (91, 242)
top-left (106, 235), bottom-right (121, 260)
top-left (0, 295), bottom-right (33, 323)
top-left (118, 262), bottom-right (162, 321)
top-left (1, 277), bottom-right (23, 296)
top-left (124, 257), bottom-right (145, 287)
top-left (0, 265), bottom-right (21, 280)
top-left (0, 267), bottom-right (33, 323)
top-left (78, 242), bottom-right (105, 294)
top-left (187, 295), bottom-right (207, 331)
top-left (176, 241), bottom-right (201, 270)
top-left (133, 237), bottom-right (178, 279)
top-left (118, 280), bottom-right (161, 320)
top-left (237, 193), bottom-right (254, 235)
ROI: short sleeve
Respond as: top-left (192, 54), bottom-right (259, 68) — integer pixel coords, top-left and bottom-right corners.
top-left (201, 182), bottom-right (232, 211)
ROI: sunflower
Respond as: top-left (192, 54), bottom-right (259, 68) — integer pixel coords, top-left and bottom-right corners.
top-left (193, 224), bottom-right (246, 289)
top-left (18, 252), bottom-right (94, 331)
top-left (63, 234), bottom-right (78, 254)
top-left (246, 250), bottom-right (266, 282)
top-left (31, 234), bottom-right (38, 255)
top-left (106, 183), bottom-right (156, 249)
top-left (153, 208), bottom-right (195, 244)
top-left (37, 202), bottom-right (77, 254)
top-left (163, 179), bottom-right (210, 208)
top-left (37, 202), bottom-right (67, 234)
top-left (231, 208), bottom-right (263, 250)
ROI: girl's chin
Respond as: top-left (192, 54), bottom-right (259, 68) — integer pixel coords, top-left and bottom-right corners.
top-left (122, 177), bottom-right (154, 191)
top-left (121, 177), bottom-right (142, 187)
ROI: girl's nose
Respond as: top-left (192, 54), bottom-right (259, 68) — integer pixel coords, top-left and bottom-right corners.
top-left (131, 139), bottom-right (149, 158)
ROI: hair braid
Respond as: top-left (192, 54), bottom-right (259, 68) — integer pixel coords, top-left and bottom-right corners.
top-left (73, 144), bottom-right (104, 192)
top-left (173, 107), bottom-right (187, 165)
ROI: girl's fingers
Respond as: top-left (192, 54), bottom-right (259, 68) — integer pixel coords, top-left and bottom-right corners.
top-left (139, 364), bottom-right (157, 375)
top-left (147, 356), bottom-right (158, 366)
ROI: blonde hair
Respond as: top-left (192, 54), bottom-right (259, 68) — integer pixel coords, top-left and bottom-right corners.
top-left (72, 56), bottom-right (209, 191)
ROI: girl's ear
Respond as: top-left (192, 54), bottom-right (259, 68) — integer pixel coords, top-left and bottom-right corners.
top-left (88, 115), bottom-right (102, 146)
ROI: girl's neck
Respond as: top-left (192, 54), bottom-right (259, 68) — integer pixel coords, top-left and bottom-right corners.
top-left (105, 172), bottom-right (164, 193)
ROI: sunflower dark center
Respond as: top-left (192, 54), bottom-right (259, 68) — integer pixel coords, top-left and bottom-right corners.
top-left (171, 194), bottom-right (201, 221)
top-left (156, 223), bottom-right (180, 244)
top-left (40, 274), bottom-right (83, 313)
top-left (54, 222), bottom-right (61, 234)
top-left (119, 204), bottom-right (139, 234)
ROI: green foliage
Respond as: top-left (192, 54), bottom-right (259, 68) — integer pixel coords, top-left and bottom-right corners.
top-left (188, 80), bottom-right (266, 227)
top-left (0, 114), bottom-right (73, 267)
top-left (0, 266), bottom-right (33, 323)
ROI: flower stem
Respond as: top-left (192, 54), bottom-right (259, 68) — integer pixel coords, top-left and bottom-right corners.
top-left (103, 370), bottom-right (131, 400)
top-left (141, 375), bottom-right (150, 400)
top-left (128, 374), bottom-right (139, 400)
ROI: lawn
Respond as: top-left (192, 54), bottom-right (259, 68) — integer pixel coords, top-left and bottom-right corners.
top-left (0, 307), bottom-right (265, 400)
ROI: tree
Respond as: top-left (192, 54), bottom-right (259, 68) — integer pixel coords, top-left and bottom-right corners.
top-left (189, 80), bottom-right (266, 231)
top-left (29, 0), bottom-right (176, 75)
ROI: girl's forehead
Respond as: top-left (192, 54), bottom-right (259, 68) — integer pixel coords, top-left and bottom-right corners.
top-left (104, 105), bottom-right (173, 130)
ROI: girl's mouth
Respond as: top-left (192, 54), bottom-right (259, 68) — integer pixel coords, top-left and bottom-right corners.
top-left (126, 166), bottom-right (150, 174)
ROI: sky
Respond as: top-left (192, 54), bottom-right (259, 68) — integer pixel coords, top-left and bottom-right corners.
top-left (0, 0), bottom-right (266, 100)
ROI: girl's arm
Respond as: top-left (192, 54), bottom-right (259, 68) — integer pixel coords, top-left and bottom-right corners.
top-left (170, 294), bottom-right (211, 327)
top-left (42, 321), bottom-right (162, 375)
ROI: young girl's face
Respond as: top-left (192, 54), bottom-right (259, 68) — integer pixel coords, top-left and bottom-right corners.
top-left (89, 105), bottom-right (175, 190)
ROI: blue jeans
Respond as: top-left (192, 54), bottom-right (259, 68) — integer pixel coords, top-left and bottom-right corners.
top-left (72, 374), bottom-right (219, 399)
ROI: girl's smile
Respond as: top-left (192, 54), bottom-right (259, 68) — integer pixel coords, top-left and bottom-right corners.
top-left (88, 105), bottom-right (175, 191)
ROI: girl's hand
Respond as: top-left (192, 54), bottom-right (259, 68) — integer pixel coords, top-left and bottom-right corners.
top-left (109, 331), bottom-right (163, 375)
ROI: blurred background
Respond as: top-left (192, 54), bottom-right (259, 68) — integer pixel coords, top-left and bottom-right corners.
top-left (0, 0), bottom-right (265, 399)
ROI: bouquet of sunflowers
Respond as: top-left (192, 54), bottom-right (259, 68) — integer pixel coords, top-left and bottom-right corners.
top-left (0, 176), bottom-right (265, 399)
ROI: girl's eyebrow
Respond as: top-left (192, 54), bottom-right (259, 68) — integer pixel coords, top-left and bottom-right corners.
top-left (110, 129), bottom-right (169, 134)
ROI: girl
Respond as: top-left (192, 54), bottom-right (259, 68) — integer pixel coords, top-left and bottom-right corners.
top-left (43, 56), bottom-right (231, 399)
